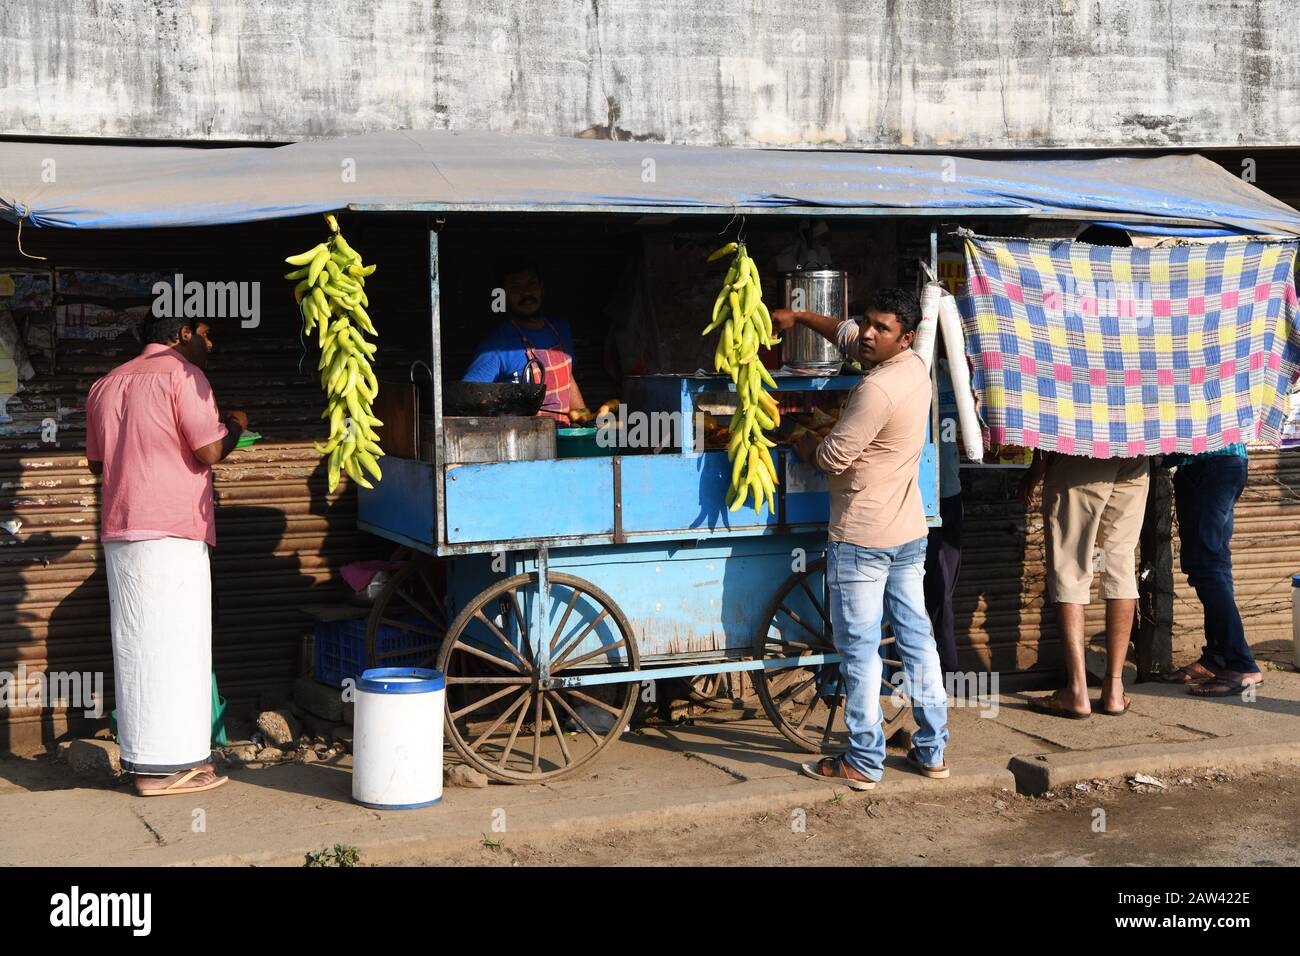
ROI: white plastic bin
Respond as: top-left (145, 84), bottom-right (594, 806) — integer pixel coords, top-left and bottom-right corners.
top-left (352, 667), bottom-right (445, 810)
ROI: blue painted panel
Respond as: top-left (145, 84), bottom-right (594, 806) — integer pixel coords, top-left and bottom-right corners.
top-left (446, 536), bottom-right (828, 664)
top-left (357, 456), bottom-right (436, 548)
top-left (444, 457), bottom-right (614, 544)
top-left (543, 537), bottom-right (824, 660)
top-left (620, 452), bottom-right (774, 534)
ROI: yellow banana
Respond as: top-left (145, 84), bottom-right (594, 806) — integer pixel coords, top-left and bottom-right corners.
top-left (307, 247), bottom-right (330, 286)
top-left (286, 244), bottom-right (327, 266)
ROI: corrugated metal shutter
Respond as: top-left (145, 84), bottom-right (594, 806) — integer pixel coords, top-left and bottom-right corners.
top-left (0, 217), bottom-right (430, 755)
top-left (0, 442), bottom-right (372, 753)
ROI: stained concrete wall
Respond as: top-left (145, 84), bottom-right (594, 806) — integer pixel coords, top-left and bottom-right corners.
top-left (0, 0), bottom-right (1296, 148)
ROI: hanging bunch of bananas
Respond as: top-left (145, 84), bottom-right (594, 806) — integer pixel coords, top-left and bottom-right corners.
top-left (701, 241), bottom-right (781, 516)
top-left (284, 213), bottom-right (384, 493)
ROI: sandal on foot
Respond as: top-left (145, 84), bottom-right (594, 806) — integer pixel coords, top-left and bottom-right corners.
top-left (136, 766), bottom-right (229, 797)
top-left (1027, 692), bottom-right (1091, 720)
top-left (1098, 676), bottom-right (1130, 716)
top-left (1189, 675), bottom-right (1263, 698)
top-left (905, 747), bottom-right (950, 779)
top-left (800, 755), bottom-right (876, 791)
top-left (1159, 662), bottom-right (1218, 684)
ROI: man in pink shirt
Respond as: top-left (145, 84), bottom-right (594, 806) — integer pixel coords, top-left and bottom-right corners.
top-left (86, 316), bottom-right (246, 797)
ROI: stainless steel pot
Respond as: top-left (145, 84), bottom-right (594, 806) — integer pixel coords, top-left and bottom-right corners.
top-left (781, 269), bottom-right (847, 373)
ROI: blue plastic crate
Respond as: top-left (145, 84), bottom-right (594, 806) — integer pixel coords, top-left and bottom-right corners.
top-left (313, 616), bottom-right (433, 688)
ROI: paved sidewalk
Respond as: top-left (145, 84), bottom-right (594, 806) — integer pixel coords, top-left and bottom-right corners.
top-left (2, 672), bottom-right (1297, 866)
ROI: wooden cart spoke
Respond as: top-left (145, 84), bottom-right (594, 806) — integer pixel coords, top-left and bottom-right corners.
top-left (450, 683), bottom-right (519, 721)
top-left (467, 690), bottom-right (532, 754)
top-left (378, 617), bottom-right (443, 638)
top-left (565, 688), bottom-right (624, 718)
top-left (882, 657), bottom-right (903, 668)
top-left (551, 608), bottom-right (611, 668)
top-left (471, 610), bottom-right (534, 672)
top-left (791, 691), bottom-right (821, 734)
top-left (394, 588), bottom-right (441, 624)
top-left (548, 588), bottom-right (582, 655)
top-left (754, 557), bottom-right (912, 754)
top-left (542, 694), bottom-right (573, 767)
top-left (441, 571), bottom-right (639, 783)
top-left (531, 693), bottom-right (544, 773)
top-left (799, 579), bottom-right (827, 624)
top-left (456, 631), bottom-right (530, 674)
top-left (548, 690), bottom-right (603, 746)
top-left (773, 671), bottom-right (819, 706)
top-left (821, 675), bottom-right (845, 747)
top-left (497, 695), bottom-right (531, 770)
top-left (762, 635), bottom-right (823, 654)
top-left (776, 604), bottom-right (827, 646)
top-left (552, 636), bottom-right (629, 673)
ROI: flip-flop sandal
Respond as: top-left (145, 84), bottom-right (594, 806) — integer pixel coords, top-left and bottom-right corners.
top-left (1098, 677), bottom-right (1130, 716)
top-left (1159, 663), bottom-right (1218, 684)
top-left (1189, 678), bottom-right (1263, 699)
top-left (799, 755), bottom-right (876, 792)
top-left (1027, 692), bottom-right (1091, 720)
top-left (137, 767), bottom-right (229, 797)
top-left (905, 747), bottom-right (950, 779)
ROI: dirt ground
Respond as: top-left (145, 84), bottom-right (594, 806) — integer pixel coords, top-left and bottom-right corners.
top-left (387, 764), bottom-right (1300, 867)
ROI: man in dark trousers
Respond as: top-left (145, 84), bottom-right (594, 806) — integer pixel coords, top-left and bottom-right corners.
top-left (925, 358), bottom-right (963, 677)
top-left (1161, 444), bottom-right (1264, 696)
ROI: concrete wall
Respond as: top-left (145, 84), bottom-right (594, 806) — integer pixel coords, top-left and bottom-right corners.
top-left (1, 0), bottom-right (1296, 148)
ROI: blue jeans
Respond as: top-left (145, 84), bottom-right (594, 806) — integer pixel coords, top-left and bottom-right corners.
top-left (1173, 455), bottom-right (1256, 674)
top-left (827, 537), bottom-right (949, 780)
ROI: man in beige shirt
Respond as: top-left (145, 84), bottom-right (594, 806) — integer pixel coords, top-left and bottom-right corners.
top-left (771, 288), bottom-right (949, 791)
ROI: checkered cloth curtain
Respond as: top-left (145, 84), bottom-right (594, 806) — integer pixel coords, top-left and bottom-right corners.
top-left (958, 235), bottom-right (1300, 458)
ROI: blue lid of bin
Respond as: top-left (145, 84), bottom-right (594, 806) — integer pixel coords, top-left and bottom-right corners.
top-left (1294, 574), bottom-right (1300, 587)
top-left (357, 667), bottom-right (445, 694)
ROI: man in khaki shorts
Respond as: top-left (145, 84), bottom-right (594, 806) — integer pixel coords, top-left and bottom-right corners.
top-left (1021, 453), bottom-right (1150, 718)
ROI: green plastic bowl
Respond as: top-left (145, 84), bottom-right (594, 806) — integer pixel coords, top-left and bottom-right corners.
top-left (556, 427), bottom-right (607, 458)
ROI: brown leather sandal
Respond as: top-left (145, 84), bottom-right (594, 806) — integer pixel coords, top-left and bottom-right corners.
top-left (1159, 661), bottom-right (1218, 684)
top-left (800, 755), bottom-right (876, 791)
top-left (1027, 692), bottom-right (1091, 720)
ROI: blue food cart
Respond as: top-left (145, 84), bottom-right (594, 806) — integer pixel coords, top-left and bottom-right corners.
top-left (355, 220), bottom-right (942, 783)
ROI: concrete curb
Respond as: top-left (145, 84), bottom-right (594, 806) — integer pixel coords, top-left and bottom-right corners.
top-left (181, 764), bottom-right (1018, 867)
top-left (1008, 739), bottom-right (1300, 795)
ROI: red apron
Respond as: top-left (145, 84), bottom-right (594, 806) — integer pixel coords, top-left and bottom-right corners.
top-left (513, 319), bottom-right (573, 421)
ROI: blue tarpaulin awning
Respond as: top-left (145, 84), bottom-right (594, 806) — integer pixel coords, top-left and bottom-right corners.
top-left (3, 129), bottom-right (1299, 236)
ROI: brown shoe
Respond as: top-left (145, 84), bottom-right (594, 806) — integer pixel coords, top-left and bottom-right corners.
top-left (800, 755), bottom-right (876, 791)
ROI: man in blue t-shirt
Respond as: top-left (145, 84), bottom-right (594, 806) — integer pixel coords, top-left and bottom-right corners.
top-left (462, 259), bottom-right (590, 423)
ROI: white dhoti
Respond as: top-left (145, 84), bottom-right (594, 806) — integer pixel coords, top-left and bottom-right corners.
top-left (104, 537), bottom-right (212, 775)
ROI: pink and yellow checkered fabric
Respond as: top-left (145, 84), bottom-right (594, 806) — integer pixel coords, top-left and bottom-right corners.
top-left (959, 235), bottom-right (1300, 458)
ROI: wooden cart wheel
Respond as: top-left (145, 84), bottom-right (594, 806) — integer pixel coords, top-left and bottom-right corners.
top-left (438, 572), bottom-right (640, 784)
top-left (752, 558), bottom-right (912, 754)
top-left (364, 557), bottom-right (448, 668)
top-left (687, 670), bottom-right (759, 711)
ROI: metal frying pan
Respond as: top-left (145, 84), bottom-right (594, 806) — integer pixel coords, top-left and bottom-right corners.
top-left (443, 359), bottom-right (547, 417)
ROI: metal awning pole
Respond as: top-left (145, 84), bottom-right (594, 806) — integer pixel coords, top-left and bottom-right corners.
top-left (930, 222), bottom-right (941, 474)
top-left (429, 219), bottom-right (445, 549)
